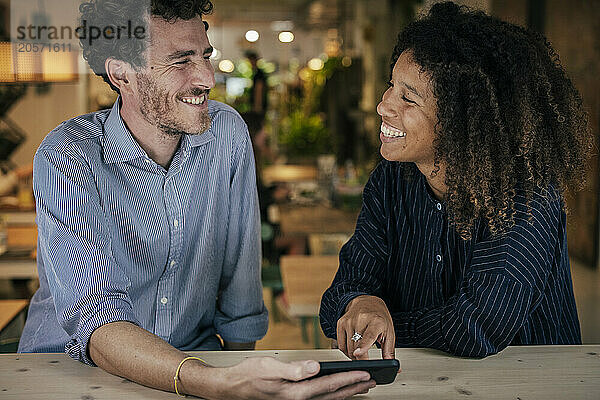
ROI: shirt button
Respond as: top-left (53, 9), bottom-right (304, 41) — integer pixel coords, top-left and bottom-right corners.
top-left (436, 203), bottom-right (442, 211)
top-left (173, 219), bottom-right (179, 228)
top-left (170, 260), bottom-right (176, 267)
top-left (160, 297), bottom-right (168, 304)
top-left (145, 159), bottom-right (152, 164)
top-left (436, 254), bottom-right (442, 262)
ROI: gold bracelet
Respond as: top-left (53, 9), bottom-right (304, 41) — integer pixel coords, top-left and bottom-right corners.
top-left (173, 356), bottom-right (207, 397)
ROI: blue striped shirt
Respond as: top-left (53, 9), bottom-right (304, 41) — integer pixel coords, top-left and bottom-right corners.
top-left (19, 99), bottom-right (268, 365)
top-left (320, 161), bottom-right (581, 358)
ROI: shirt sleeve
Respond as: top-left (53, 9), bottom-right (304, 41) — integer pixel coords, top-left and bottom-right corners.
top-left (392, 194), bottom-right (563, 358)
top-left (319, 163), bottom-right (389, 338)
top-left (214, 123), bottom-right (268, 343)
top-left (34, 146), bottom-right (140, 365)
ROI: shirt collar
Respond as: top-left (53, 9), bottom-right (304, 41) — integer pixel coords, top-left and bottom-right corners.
top-left (102, 97), bottom-right (148, 164)
top-left (187, 100), bottom-right (218, 147)
top-left (102, 97), bottom-right (216, 164)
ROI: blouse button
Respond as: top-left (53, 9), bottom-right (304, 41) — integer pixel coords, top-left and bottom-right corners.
top-left (436, 254), bottom-right (442, 262)
top-left (436, 203), bottom-right (442, 211)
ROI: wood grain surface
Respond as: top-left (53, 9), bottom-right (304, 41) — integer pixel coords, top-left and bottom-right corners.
top-left (1, 346), bottom-right (598, 399)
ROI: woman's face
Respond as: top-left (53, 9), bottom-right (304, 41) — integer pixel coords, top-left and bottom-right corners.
top-left (376, 51), bottom-right (438, 168)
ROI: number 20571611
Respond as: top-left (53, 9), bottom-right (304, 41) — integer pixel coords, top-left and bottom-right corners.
top-left (17, 42), bottom-right (73, 53)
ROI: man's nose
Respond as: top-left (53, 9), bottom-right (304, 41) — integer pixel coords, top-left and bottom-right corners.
top-left (190, 62), bottom-right (215, 89)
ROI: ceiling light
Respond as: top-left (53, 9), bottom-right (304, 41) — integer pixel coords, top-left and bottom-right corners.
top-left (278, 31), bottom-right (294, 43)
top-left (218, 59), bottom-right (235, 73)
top-left (308, 58), bottom-right (324, 71)
top-left (245, 30), bottom-right (259, 42)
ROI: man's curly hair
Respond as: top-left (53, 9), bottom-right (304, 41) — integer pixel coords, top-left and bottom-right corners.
top-left (392, 2), bottom-right (593, 240)
top-left (79, 0), bottom-right (213, 93)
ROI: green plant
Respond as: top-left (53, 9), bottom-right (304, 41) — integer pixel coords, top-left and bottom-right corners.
top-left (278, 57), bottom-right (345, 157)
top-left (279, 110), bottom-right (331, 157)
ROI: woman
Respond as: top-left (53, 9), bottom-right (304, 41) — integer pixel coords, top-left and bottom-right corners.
top-left (319, 2), bottom-right (592, 360)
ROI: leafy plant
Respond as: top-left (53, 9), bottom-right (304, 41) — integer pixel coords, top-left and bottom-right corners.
top-left (279, 110), bottom-right (331, 157)
top-left (278, 57), bottom-right (344, 157)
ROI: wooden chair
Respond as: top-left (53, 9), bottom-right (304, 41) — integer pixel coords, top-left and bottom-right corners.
top-left (279, 255), bottom-right (339, 348)
top-left (308, 233), bottom-right (351, 255)
top-left (0, 299), bottom-right (29, 352)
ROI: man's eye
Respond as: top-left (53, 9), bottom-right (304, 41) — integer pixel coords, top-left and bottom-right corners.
top-left (402, 95), bottom-right (416, 104)
top-left (387, 81), bottom-right (393, 87)
top-left (174, 59), bottom-right (190, 65)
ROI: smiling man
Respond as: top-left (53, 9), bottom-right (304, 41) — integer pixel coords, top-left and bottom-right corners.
top-left (17, 1), bottom-right (376, 398)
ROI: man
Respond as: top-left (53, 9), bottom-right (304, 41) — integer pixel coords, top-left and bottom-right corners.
top-left (18, 1), bottom-right (375, 398)
top-left (246, 50), bottom-right (268, 115)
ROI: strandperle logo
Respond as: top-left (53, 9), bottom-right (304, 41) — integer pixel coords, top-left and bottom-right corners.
top-left (15, 20), bottom-right (146, 46)
top-left (8, 0), bottom-right (152, 77)
top-left (10, 0), bottom-right (152, 46)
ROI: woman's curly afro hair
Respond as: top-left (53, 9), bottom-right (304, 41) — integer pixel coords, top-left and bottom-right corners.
top-left (393, 2), bottom-right (593, 239)
top-left (79, 0), bottom-right (213, 93)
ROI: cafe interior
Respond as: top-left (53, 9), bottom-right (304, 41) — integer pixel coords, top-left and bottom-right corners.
top-left (0, 0), bottom-right (598, 397)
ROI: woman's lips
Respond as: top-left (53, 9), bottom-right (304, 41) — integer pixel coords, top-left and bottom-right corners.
top-left (380, 132), bottom-right (407, 143)
top-left (380, 122), bottom-right (406, 143)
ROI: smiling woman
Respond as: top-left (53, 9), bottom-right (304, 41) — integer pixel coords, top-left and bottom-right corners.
top-left (377, 51), bottom-right (440, 196)
top-left (320, 1), bottom-right (592, 361)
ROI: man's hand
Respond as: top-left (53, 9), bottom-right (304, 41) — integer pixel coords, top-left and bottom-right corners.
top-left (336, 295), bottom-right (395, 360)
top-left (89, 322), bottom-right (375, 399)
top-left (217, 357), bottom-right (376, 400)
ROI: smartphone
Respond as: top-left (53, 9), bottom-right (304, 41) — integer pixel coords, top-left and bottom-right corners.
top-left (313, 359), bottom-right (401, 385)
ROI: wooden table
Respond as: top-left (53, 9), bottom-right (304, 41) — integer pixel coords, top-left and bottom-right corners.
top-left (0, 210), bottom-right (37, 281)
top-left (0, 346), bottom-right (598, 399)
top-left (278, 205), bottom-right (359, 236)
top-left (261, 165), bottom-right (318, 186)
top-left (0, 258), bottom-right (37, 280)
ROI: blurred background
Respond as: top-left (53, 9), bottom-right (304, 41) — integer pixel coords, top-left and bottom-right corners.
top-left (0, 0), bottom-right (598, 351)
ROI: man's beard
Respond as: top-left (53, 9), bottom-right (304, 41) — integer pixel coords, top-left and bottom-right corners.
top-left (136, 72), bottom-right (211, 137)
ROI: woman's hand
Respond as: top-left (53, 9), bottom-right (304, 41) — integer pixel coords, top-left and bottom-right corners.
top-left (217, 357), bottom-right (375, 400)
top-left (336, 295), bottom-right (396, 360)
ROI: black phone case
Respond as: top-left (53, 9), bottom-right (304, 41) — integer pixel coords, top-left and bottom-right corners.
top-left (314, 359), bottom-right (400, 385)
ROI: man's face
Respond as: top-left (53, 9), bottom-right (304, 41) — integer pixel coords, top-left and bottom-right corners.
top-left (134, 15), bottom-right (215, 136)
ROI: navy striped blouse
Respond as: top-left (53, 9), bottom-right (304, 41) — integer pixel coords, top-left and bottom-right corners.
top-left (320, 161), bottom-right (581, 358)
top-left (19, 99), bottom-right (268, 365)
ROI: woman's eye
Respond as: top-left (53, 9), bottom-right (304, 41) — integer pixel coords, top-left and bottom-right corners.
top-left (402, 95), bottom-right (416, 104)
top-left (387, 81), bottom-right (394, 88)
